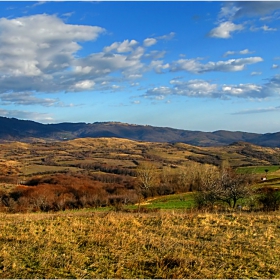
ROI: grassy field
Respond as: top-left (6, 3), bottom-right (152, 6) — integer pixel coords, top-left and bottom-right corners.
top-left (0, 210), bottom-right (279, 279)
top-left (135, 193), bottom-right (195, 210)
top-left (237, 165), bottom-right (280, 174)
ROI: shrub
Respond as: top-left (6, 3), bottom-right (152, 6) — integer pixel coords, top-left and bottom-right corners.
top-left (258, 188), bottom-right (280, 211)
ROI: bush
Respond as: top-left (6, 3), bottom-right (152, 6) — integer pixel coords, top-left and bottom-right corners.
top-left (258, 188), bottom-right (280, 211)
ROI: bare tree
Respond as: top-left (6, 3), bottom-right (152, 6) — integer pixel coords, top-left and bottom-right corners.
top-left (135, 161), bottom-right (159, 210)
top-left (219, 168), bottom-right (252, 208)
top-left (194, 166), bottom-right (252, 209)
top-left (136, 161), bottom-right (159, 190)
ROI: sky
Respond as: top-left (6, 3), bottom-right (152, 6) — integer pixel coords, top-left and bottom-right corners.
top-left (0, 1), bottom-right (280, 133)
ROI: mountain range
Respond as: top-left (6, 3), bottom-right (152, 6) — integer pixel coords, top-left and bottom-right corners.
top-left (0, 116), bottom-right (280, 147)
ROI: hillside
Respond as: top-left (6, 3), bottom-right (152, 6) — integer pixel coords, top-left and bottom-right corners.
top-left (1, 116), bottom-right (280, 147)
top-left (0, 137), bottom-right (279, 181)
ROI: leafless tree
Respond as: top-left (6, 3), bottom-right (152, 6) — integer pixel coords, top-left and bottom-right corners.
top-left (219, 168), bottom-right (252, 208)
top-left (194, 166), bottom-right (252, 209)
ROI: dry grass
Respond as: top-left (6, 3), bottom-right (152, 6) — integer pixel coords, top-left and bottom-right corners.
top-left (0, 210), bottom-right (279, 278)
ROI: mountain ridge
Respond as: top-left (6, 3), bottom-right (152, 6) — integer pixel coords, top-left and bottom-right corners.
top-left (0, 116), bottom-right (279, 147)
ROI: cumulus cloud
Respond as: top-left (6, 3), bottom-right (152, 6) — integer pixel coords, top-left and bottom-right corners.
top-left (208, 21), bottom-right (244, 38)
top-left (148, 60), bottom-right (169, 74)
top-left (145, 79), bottom-right (218, 98)
top-left (0, 14), bottom-right (172, 102)
top-left (211, 2), bottom-right (280, 39)
top-left (73, 80), bottom-right (95, 90)
top-left (0, 14), bottom-right (105, 76)
top-left (170, 57), bottom-right (263, 74)
top-left (221, 84), bottom-right (263, 98)
top-left (143, 74), bottom-right (280, 100)
top-left (0, 14), bottom-right (109, 96)
top-left (103, 39), bottom-right (138, 53)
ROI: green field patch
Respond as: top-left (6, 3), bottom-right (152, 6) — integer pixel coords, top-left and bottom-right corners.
top-left (237, 165), bottom-right (280, 174)
top-left (141, 193), bottom-right (195, 210)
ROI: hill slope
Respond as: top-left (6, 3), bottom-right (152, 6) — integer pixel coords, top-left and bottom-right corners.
top-left (0, 116), bottom-right (279, 147)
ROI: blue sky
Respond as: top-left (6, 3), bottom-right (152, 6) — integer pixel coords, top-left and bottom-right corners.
top-left (1, 1), bottom-right (280, 133)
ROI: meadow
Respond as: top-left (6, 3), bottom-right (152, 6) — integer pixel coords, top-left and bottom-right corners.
top-left (0, 210), bottom-right (279, 279)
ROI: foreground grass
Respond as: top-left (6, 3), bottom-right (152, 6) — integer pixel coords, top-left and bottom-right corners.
top-left (0, 210), bottom-right (279, 279)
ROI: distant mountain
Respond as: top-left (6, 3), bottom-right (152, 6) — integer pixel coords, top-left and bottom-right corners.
top-left (0, 116), bottom-right (279, 147)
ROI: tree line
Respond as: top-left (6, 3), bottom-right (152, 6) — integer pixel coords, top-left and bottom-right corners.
top-left (0, 161), bottom-right (279, 212)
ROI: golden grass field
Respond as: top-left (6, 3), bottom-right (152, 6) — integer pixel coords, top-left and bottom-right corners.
top-left (0, 210), bottom-right (279, 279)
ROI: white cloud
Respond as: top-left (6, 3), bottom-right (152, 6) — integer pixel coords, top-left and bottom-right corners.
top-left (221, 84), bottom-right (262, 97)
top-left (272, 64), bottom-right (279, 69)
top-left (0, 14), bottom-right (105, 76)
top-left (0, 14), bottom-right (108, 95)
top-left (0, 13), bottom-right (156, 99)
top-left (143, 50), bottom-right (166, 60)
top-left (250, 25), bottom-right (277, 32)
top-left (214, 2), bottom-right (280, 38)
top-left (0, 92), bottom-right (64, 107)
top-left (145, 79), bottom-right (218, 98)
top-left (234, 2), bottom-right (280, 18)
top-left (251, 72), bottom-right (262, 76)
top-left (218, 3), bottom-right (241, 22)
top-left (103, 39), bottom-right (138, 53)
top-left (223, 51), bottom-right (235, 57)
top-left (149, 60), bottom-right (169, 74)
top-left (156, 32), bottom-right (175, 40)
top-left (143, 38), bottom-right (157, 47)
top-left (240, 49), bottom-right (253, 55)
top-left (208, 21), bottom-right (244, 39)
top-left (262, 25), bottom-right (277, 31)
top-left (170, 57), bottom-right (263, 74)
top-left (0, 108), bottom-right (54, 123)
top-left (233, 106), bottom-right (280, 115)
top-left (73, 80), bottom-right (95, 90)
top-left (223, 49), bottom-right (254, 57)
top-left (145, 86), bottom-right (173, 96)
top-left (143, 74), bottom-right (280, 100)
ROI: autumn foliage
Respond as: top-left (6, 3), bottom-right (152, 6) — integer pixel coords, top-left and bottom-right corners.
top-left (0, 173), bottom-right (138, 212)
